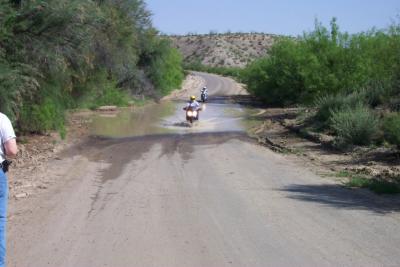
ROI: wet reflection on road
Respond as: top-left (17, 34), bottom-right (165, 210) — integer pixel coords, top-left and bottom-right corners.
top-left (90, 100), bottom-right (250, 138)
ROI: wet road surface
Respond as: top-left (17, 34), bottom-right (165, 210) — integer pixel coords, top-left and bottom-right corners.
top-left (90, 100), bottom-right (248, 138)
top-left (8, 72), bottom-right (400, 267)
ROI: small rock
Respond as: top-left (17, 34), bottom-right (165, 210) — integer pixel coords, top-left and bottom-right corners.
top-left (14, 192), bottom-right (28, 199)
top-left (96, 106), bottom-right (117, 112)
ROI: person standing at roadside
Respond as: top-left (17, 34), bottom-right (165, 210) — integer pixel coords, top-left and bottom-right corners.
top-left (0, 112), bottom-right (17, 267)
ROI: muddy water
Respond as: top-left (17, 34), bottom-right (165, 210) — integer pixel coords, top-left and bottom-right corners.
top-left (90, 100), bottom-right (253, 138)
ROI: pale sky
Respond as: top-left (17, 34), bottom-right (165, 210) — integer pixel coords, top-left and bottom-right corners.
top-left (145, 0), bottom-right (400, 36)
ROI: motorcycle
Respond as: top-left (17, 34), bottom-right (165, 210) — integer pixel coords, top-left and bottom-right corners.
top-left (201, 91), bottom-right (208, 102)
top-left (184, 107), bottom-right (200, 124)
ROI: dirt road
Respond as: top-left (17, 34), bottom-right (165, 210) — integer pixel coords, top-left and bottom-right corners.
top-left (8, 72), bottom-right (400, 266)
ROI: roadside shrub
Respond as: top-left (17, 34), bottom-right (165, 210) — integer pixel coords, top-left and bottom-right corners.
top-left (314, 91), bottom-right (365, 125)
top-left (331, 104), bottom-right (379, 147)
top-left (19, 97), bottom-right (65, 134)
top-left (80, 80), bottom-right (130, 110)
top-left (242, 38), bottom-right (306, 106)
top-left (362, 81), bottom-right (393, 107)
top-left (383, 112), bottom-right (400, 147)
top-left (144, 39), bottom-right (184, 95)
top-left (94, 86), bottom-right (130, 109)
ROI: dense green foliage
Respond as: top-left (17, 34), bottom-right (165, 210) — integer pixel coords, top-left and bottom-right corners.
top-left (144, 38), bottom-right (184, 95)
top-left (242, 18), bottom-right (400, 107)
top-left (238, 18), bottom-right (400, 147)
top-left (0, 0), bottom-right (184, 134)
top-left (383, 112), bottom-right (400, 147)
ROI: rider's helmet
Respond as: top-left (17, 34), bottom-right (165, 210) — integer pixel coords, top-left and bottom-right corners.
top-left (203, 86), bottom-right (207, 90)
top-left (190, 95), bottom-right (196, 101)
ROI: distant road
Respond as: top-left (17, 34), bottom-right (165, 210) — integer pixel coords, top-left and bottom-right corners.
top-left (193, 71), bottom-right (248, 96)
top-left (8, 72), bottom-right (400, 267)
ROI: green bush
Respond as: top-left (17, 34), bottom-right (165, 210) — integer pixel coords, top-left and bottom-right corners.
top-left (242, 38), bottom-right (306, 105)
top-left (331, 104), bottom-right (379, 147)
top-left (146, 39), bottom-right (184, 95)
top-left (19, 97), bottom-right (65, 134)
top-left (362, 81), bottom-right (393, 107)
top-left (77, 79), bottom-right (130, 110)
top-left (16, 79), bottom-right (70, 136)
top-left (383, 112), bottom-right (400, 147)
top-left (241, 18), bottom-right (400, 107)
top-left (314, 91), bottom-right (365, 125)
top-left (93, 82), bottom-right (130, 109)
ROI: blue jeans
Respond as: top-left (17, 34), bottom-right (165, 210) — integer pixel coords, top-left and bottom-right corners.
top-left (0, 170), bottom-right (7, 267)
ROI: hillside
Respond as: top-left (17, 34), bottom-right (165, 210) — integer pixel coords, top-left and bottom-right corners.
top-left (168, 33), bottom-right (279, 68)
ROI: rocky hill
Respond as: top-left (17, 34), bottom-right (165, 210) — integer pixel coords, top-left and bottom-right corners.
top-left (168, 33), bottom-right (279, 68)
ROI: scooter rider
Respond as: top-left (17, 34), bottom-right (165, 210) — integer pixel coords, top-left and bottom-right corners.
top-left (201, 86), bottom-right (208, 96)
top-left (184, 95), bottom-right (200, 110)
top-left (200, 86), bottom-right (208, 102)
